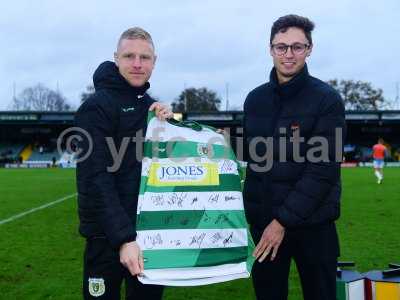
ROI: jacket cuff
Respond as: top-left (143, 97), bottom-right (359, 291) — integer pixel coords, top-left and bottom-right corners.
top-left (112, 232), bottom-right (137, 250)
top-left (272, 206), bottom-right (287, 227)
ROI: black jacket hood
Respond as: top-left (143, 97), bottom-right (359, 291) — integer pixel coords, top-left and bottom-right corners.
top-left (93, 61), bottom-right (150, 95)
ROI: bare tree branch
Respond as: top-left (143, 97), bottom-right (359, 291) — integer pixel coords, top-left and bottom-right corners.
top-left (11, 83), bottom-right (72, 111)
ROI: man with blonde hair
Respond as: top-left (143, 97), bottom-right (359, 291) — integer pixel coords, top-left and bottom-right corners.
top-left (75, 27), bottom-right (171, 299)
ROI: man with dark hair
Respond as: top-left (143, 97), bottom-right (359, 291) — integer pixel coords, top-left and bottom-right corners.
top-left (75, 27), bottom-right (171, 299)
top-left (269, 14), bottom-right (315, 45)
top-left (243, 15), bottom-right (345, 300)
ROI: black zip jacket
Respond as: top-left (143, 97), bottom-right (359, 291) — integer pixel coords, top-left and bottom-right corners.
top-left (243, 65), bottom-right (346, 230)
top-left (75, 61), bottom-right (155, 248)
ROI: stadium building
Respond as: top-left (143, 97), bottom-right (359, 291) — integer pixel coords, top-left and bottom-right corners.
top-left (1, 110), bottom-right (400, 168)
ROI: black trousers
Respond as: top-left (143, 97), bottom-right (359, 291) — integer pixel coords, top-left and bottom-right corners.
top-left (83, 237), bottom-right (164, 300)
top-left (250, 222), bottom-right (339, 300)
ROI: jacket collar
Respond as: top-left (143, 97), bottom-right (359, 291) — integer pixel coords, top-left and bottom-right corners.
top-left (269, 64), bottom-right (309, 99)
top-left (93, 61), bottom-right (150, 96)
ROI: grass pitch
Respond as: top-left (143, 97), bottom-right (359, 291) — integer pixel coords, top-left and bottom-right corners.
top-left (0, 168), bottom-right (399, 299)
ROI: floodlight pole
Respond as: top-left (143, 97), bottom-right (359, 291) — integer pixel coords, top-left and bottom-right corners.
top-left (184, 82), bottom-right (187, 112)
top-left (225, 82), bottom-right (229, 111)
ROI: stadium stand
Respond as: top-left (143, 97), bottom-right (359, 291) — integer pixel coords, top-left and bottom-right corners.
top-left (27, 149), bottom-right (60, 162)
top-left (0, 143), bottom-right (24, 162)
top-left (1, 110), bottom-right (400, 167)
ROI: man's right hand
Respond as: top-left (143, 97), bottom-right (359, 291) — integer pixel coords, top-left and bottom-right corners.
top-left (253, 219), bottom-right (285, 262)
top-left (119, 241), bottom-right (144, 276)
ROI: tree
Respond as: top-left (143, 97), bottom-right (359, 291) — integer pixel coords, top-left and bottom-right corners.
top-left (172, 87), bottom-right (221, 112)
top-left (80, 85), bottom-right (95, 103)
top-left (11, 83), bottom-right (72, 111)
top-left (327, 79), bottom-right (385, 110)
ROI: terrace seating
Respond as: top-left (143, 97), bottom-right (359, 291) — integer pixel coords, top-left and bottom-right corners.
top-left (0, 143), bottom-right (24, 160)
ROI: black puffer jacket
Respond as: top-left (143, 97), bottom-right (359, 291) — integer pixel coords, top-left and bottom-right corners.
top-left (75, 61), bottom-right (155, 248)
top-left (243, 65), bottom-right (345, 230)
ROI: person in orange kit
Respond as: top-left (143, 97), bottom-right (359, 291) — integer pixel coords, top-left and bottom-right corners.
top-left (372, 138), bottom-right (387, 184)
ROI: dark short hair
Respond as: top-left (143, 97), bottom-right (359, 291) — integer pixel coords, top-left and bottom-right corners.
top-left (270, 14), bottom-right (315, 45)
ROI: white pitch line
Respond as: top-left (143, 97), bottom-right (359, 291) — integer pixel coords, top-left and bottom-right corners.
top-left (0, 193), bottom-right (77, 226)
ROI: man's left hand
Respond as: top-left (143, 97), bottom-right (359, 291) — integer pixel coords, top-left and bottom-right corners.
top-left (253, 219), bottom-right (285, 263)
top-left (149, 102), bottom-right (173, 121)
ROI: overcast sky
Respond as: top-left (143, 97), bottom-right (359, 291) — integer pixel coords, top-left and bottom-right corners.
top-left (1, 0), bottom-right (399, 111)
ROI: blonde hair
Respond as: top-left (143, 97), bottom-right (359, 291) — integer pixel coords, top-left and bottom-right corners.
top-left (117, 27), bottom-right (155, 51)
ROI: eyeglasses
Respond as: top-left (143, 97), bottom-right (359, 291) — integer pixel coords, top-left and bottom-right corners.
top-left (271, 43), bottom-right (310, 56)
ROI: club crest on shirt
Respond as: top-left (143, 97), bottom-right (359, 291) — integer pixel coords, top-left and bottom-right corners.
top-left (197, 143), bottom-right (213, 158)
top-left (88, 278), bottom-right (105, 297)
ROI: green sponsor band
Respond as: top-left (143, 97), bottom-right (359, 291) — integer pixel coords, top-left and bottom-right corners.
top-left (137, 210), bottom-right (247, 230)
top-left (143, 141), bottom-right (236, 160)
top-left (143, 247), bottom-right (248, 269)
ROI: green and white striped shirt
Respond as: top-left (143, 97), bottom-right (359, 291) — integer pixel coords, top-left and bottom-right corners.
top-left (136, 113), bottom-right (254, 286)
